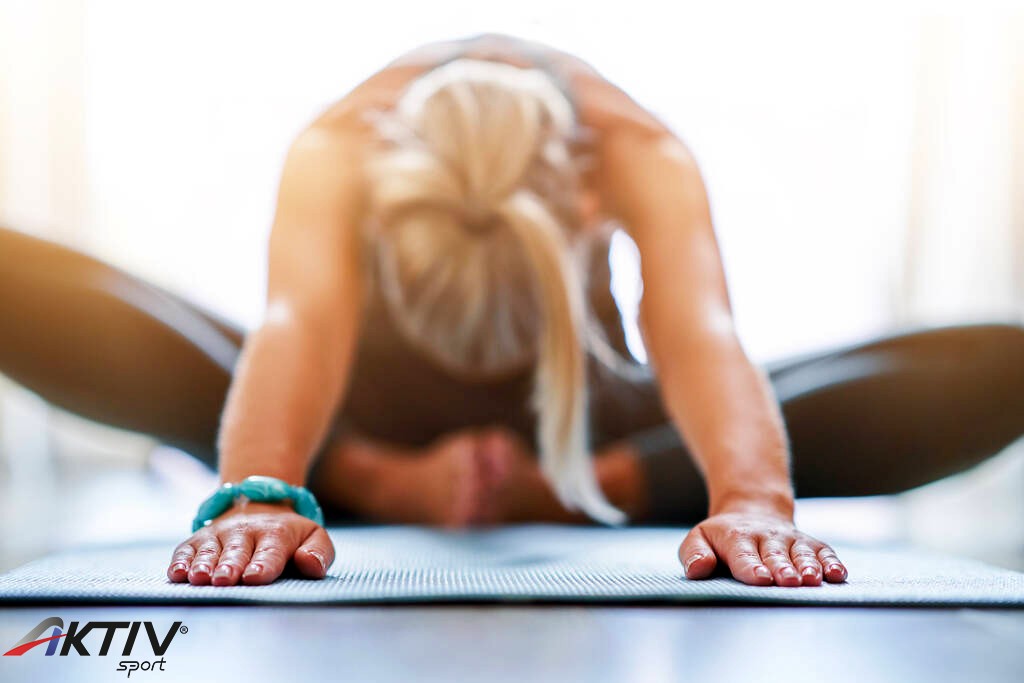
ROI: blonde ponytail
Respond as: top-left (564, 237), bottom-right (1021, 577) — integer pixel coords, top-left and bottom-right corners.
top-left (368, 58), bottom-right (625, 524)
top-left (499, 191), bottom-right (625, 524)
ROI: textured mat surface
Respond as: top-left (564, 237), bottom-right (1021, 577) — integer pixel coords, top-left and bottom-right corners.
top-left (1, 526), bottom-right (1022, 606)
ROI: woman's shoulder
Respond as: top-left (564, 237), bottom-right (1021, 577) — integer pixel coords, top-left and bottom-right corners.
top-left (309, 67), bottom-right (421, 135)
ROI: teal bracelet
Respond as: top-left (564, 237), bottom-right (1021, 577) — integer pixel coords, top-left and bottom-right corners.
top-left (191, 475), bottom-right (325, 532)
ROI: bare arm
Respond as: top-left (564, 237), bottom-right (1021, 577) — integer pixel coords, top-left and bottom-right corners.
top-left (167, 125), bottom-right (365, 587)
top-left (217, 127), bottom-right (365, 485)
top-left (597, 128), bottom-right (847, 587)
top-left (603, 133), bottom-right (793, 517)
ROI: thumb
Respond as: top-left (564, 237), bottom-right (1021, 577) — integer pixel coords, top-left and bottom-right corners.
top-left (679, 526), bottom-right (717, 579)
top-left (293, 526), bottom-right (335, 579)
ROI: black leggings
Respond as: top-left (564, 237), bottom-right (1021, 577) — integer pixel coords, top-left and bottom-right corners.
top-left (3, 227), bottom-right (1024, 523)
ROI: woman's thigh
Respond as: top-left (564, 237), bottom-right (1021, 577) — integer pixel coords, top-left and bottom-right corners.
top-left (771, 323), bottom-right (1024, 497)
top-left (0, 227), bottom-right (243, 466)
top-left (591, 322), bottom-right (1024, 501)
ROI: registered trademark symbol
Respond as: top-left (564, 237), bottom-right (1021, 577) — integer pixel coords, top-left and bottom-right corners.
top-left (179, 626), bottom-right (188, 634)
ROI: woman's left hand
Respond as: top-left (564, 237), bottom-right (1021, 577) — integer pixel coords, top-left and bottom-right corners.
top-left (679, 512), bottom-right (848, 587)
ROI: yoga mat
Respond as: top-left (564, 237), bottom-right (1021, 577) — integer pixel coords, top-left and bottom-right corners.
top-left (1, 526), bottom-right (1022, 606)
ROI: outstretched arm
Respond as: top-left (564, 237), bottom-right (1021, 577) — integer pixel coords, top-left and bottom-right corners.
top-left (217, 128), bottom-right (364, 485)
top-left (598, 128), bottom-right (847, 586)
top-left (168, 126), bottom-right (365, 586)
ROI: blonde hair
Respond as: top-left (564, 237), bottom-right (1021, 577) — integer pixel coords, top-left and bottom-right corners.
top-left (367, 59), bottom-right (625, 525)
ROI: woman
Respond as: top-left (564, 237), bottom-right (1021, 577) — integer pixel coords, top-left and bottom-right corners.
top-left (3, 34), bottom-right (1023, 588)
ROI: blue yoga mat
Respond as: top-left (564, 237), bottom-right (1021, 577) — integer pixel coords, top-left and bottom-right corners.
top-left (1, 526), bottom-right (1022, 606)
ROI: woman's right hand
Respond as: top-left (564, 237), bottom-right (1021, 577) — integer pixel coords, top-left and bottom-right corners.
top-left (166, 502), bottom-right (335, 586)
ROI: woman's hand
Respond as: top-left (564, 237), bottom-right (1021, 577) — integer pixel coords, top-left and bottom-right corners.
top-left (679, 511), bottom-right (848, 587)
top-left (166, 502), bottom-right (335, 586)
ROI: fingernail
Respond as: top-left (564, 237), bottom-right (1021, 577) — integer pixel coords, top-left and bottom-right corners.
top-left (243, 563), bottom-right (263, 577)
top-left (828, 564), bottom-right (846, 578)
top-left (191, 563), bottom-right (211, 576)
top-left (684, 554), bottom-right (704, 573)
top-left (308, 550), bottom-right (327, 572)
top-left (754, 565), bottom-right (771, 579)
top-left (780, 567), bottom-right (797, 579)
top-left (802, 566), bottom-right (818, 578)
top-left (213, 565), bottom-right (232, 580)
top-left (170, 562), bottom-right (187, 575)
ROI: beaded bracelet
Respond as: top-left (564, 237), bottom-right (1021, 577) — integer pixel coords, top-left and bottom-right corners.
top-left (191, 475), bottom-right (324, 532)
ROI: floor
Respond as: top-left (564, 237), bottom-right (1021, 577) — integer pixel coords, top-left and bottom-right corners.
top-left (1, 605), bottom-right (1022, 683)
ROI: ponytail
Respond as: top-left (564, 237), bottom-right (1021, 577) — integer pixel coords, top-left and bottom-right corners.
top-left (500, 190), bottom-right (625, 524)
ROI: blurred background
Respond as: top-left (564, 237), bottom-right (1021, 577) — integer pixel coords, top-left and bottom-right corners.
top-left (1, 0), bottom-right (1022, 570)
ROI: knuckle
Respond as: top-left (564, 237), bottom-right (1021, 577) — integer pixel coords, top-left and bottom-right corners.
top-left (172, 543), bottom-right (194, 557)
top-left (256, 543), bottom-right (288, 561)
top-left (214, 521), bottom-right (241, 536)
top-left (211, 517), bottom-right (239, 533)
top-left (732, 550), bottom-right (760, 562)
top-left (261, 520), bottom-right (290, 537)
top-left (188, 530), bottom-right (212, 544)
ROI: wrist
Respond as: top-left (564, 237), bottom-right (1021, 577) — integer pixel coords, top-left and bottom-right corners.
top-left (219, 500), bottom-right (296, 518)
top-left (217, 442), bottom-right (309, 489)
top-left (709, 486), bottom-right (794, 520)
top-left (219, 467), bottom-right (307, 488)
top-left (193, 475), bottom-right (324, 532)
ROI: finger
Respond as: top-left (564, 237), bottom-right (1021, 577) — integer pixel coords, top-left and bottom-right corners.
top-left (242, 527), bottom-right (292, 585)
top-left (790, 542), bottom-right (823, 586)
top-left (188, 536), bottom-right (221, 585)
top-left (167, 542), bottom-right (197, 583)
top-left (678, 526), bottom-right (717, 579)
top-left (293, 526), bottom-right (335, 579)
top-left (817, 545), bottom-right (848, 583)
top-left (759, 535), bottom-right (800, 587)
top-left (720, 533), bottom-right (773, 586)
top-left (212, 529), bottom-right (255, 586)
